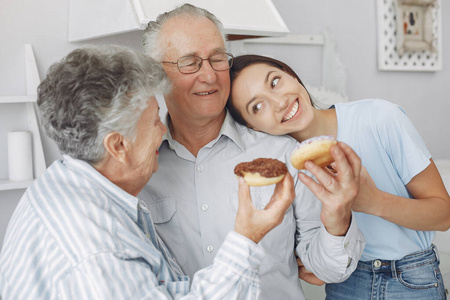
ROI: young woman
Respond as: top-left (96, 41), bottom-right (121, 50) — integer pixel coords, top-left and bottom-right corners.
top-left (227, 54), bottom-right (450, 299)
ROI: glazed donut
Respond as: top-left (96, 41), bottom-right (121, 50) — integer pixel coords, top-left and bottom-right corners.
top-left (234, 158), bottom-right (288, 186)
top-left (290, 135), bottom-right (337, 170)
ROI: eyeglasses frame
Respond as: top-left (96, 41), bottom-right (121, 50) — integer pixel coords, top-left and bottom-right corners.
top-left (161, 53), bottom-right (235, 74)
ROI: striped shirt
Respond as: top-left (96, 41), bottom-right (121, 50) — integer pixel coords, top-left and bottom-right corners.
top-left (0, 155), bottom-right (264, 299)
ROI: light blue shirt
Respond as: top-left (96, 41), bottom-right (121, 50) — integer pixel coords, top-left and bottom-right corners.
top-left (0, 155), bottom-right (265, 299)
top-left (335, 99), bottom-right (433, 261)
top-left (139, 110), bottom-right (365, 300)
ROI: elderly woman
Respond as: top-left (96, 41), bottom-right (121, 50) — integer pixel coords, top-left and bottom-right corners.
top-left (0, 45), bottom-right (294, 299)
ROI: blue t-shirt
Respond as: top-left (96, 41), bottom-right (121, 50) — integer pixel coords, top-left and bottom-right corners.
top-left (335, 99), bottom-right (433, 261)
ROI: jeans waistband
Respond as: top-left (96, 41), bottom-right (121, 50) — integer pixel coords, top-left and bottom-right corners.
top-left (357, 244), bottom-right (439, 272)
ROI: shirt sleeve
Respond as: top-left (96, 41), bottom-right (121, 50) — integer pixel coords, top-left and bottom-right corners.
top-left (371, 100), bottom-right (431, 184)
top-left (57, 231), bottom-right (264, 300)
top-left (187, 231), bottom-right (264, 299)
top-left (291, 168), bottom-right (365, 283)
top-left (296, 212), bottom-right (365, 283)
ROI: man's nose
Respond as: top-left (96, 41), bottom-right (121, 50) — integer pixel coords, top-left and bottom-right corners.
top-left (197, 60), bottom-right (218, 84)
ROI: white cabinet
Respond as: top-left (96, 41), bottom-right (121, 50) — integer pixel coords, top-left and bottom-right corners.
top-left (68, 0), bottom-right (289, 42)
top-left (0, 45), bottom-right (46, 191)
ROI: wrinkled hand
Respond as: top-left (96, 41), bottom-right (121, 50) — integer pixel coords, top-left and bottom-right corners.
top-left (297, 257), bottom-right (325, 286)
top-left (234, 173), bottom-right (295, 244)
top-left (298, 142), bottom-right (361, 236)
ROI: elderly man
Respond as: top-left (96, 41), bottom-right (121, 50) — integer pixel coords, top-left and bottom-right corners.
top-left (0, 45), bottom-right (295, 299)
top-left (140, 3), bottom-right (365, 299)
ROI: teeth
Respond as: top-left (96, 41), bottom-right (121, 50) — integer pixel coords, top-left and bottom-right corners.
top-left (197, 91), bottom-right (214, 95)
top-left (283, 101), bottom-right (299, 122)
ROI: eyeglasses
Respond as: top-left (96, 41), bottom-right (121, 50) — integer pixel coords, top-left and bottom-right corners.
top-left (161, 53), bottom-right (234, 74)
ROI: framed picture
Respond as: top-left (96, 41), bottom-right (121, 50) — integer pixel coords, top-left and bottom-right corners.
top-left (395, 0), bottom-right (437, 56)
top-left (377, 0), bottom-right (442, 71)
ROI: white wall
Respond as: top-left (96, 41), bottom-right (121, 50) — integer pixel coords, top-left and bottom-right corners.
top-left (0, 0), bottom-right (449, 269)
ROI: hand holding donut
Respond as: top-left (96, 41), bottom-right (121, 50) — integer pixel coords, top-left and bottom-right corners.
top-left (234, 162), bottom-right (295, 244)
top-left (294, 139), bottom-right (361, 236)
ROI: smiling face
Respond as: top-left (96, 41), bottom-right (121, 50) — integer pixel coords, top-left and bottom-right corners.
top-left (230, 63), bottom-right (314, 136)
top-left (160, 15), bottom-right (230, 124)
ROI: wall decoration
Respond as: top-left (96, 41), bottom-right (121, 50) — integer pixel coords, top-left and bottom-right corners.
top-left (377, 0), bottom-right (442, 71)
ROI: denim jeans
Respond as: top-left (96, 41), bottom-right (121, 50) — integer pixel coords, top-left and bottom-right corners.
top-left (326, 245), bottom-right (447, 299)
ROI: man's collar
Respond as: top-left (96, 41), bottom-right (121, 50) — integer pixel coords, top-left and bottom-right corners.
top-left (220, 109), bottom-right (246, 151)
top-left (162, 109), bottom-right (246, 152)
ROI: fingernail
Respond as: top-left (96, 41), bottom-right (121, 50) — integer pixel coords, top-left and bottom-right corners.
top-left (238, 177), bottom-right (245, 184)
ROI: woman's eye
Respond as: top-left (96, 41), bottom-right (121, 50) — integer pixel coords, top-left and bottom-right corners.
top-left (271, 77), bottom-right (280, 88)
top-left (252, 102), bottom-right (262, 114)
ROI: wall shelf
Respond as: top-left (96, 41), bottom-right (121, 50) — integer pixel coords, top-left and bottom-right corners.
top-left (0, 45), bottom-right (46, 191)
top-left (0, 179), bottom-right (35, 191)
top-left (0, 96), bottom-right (36, 104)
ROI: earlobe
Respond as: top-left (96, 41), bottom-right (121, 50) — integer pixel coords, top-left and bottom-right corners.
top-left (103, 132), bottom-right (130, 165)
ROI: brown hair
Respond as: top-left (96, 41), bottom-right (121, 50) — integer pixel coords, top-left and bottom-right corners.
top-left (227, 54), bottom-right (313, 126)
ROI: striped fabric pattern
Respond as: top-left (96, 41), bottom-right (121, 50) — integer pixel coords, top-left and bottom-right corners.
top-left (0, 156), bottom-right (263, 299)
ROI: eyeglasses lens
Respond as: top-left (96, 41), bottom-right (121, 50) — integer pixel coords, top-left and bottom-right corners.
top-left (177, 54), bottom-right (233, 74)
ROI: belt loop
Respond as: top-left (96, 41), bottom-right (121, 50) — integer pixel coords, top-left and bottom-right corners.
top-left (432, 244), bottom-right (440, 264)
top-left (391, 259), bottom-right (397, 279)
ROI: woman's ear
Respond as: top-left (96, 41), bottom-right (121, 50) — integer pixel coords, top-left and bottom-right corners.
top-left (103, 132), bottom-right (131, 165)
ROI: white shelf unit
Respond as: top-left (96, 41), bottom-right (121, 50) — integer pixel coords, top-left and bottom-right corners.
top-left (0, 45), bottom-right (46, 191)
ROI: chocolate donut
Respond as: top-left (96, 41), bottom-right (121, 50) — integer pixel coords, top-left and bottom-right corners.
top-left (234, 158), bottom-right (288, 186)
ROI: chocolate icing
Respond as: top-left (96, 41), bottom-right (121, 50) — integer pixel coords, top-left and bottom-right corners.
top-left (234, 158), bottom-right (288, 178)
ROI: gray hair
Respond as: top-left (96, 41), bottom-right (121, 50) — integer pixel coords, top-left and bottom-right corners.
top-left (142, 3), bottom-right (226, 61)
top-left (37, 45), bottom-right (171, 164)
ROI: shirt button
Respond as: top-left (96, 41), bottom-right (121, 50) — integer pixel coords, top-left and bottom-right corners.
top-left (373, 260), bottom-right (381, 268)
top-left (201, 204), bottom-right (209, 211)
top-left (207, 245), bottom-right (214, 252)
top-left (197, 165), bottom-right (204, 172)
